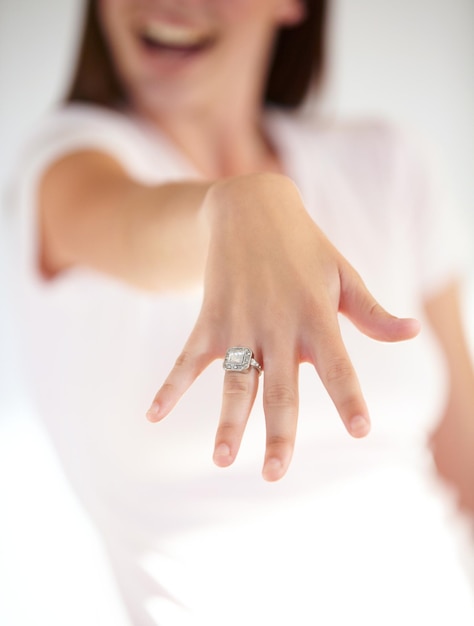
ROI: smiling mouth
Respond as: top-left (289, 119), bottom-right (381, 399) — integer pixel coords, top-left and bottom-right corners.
top-left (139, 22), bottom-right (216, 55)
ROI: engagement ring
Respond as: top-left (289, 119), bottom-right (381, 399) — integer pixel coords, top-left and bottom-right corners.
top-left (223, 347), bottom-right (262, 376)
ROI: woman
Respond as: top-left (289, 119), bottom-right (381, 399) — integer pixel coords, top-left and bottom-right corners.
top-left (8, 0), bottom-right (474, 623)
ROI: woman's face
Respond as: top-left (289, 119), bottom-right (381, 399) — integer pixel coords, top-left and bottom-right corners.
top-left (98, 0), bottom-right (304, 116)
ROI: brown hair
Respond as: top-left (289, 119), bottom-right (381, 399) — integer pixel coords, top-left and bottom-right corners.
top-left (66, 0), bottom-right (327, 109)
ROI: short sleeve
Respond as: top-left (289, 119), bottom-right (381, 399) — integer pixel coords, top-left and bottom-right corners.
top-left (3, 104), bottom-right (197, 290)
top-left (393, 127), bottom-right (470, 298)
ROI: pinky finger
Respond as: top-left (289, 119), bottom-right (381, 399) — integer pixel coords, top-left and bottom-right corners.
top-left (146, 346), bottom-right (212, 422)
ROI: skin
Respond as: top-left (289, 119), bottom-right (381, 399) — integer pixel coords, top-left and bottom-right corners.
top-left (39, 0), bottom-right (473, 504)
top-left (425, 282), bottom-right (474, 518)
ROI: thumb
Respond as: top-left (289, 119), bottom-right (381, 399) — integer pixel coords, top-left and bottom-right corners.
top-left (339, 263), bottom-right (421, 342)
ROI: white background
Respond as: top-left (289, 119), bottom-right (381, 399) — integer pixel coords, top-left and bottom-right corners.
top-left (0, 1), bottom-right (473, 624)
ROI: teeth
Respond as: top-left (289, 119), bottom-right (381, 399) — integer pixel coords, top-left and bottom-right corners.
top-left (142, 22), bottom-right (209, 47)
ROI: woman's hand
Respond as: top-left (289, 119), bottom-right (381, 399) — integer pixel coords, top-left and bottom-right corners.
top-left (147, 173), bottom-right (420, 480)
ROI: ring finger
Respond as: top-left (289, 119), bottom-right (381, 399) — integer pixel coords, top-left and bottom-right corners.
top-left (213, 347), bottom-right (261, 467)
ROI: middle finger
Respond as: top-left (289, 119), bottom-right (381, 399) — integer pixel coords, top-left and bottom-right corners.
top-left (262, 351), bottom-right (299, 482)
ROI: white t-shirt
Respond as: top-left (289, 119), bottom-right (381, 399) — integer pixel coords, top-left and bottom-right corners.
top-left (6, 104), bottom-right (473, 625)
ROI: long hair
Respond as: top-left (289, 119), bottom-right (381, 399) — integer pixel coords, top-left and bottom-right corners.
top-left (66, 0), bottom-right (327, 109)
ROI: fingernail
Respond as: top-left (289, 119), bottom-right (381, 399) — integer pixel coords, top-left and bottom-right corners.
top-left (213, 443), bottom-right (232, 465)
top-left (146, 402), bottom-right (160, 421)
top-left (263, 457), bottom-right (283, 481)
top-left (349, 415), bottom-right (370, 437)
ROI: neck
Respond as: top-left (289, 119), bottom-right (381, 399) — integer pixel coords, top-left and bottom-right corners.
top-left (134, 77), bottom-right (281, 178)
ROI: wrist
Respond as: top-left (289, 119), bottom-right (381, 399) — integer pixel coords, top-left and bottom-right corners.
top-left (203, 172), bottom-right (302, 231)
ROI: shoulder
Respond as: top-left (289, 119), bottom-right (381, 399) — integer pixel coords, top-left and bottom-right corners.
top-left (268, 108), bottom-right (413, 176)
top-left (267, 107), bottom-right (402, 148)
top-left (306, 114), bottom-right (408, 171)
top-left (13, 103), bottom-right (188, 185)
top-left (32, 103), bottom-right (141, 138)
top-left (23, 103), bottom-right (152, 166)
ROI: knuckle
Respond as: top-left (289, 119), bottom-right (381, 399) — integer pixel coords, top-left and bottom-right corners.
top-left (158, 382), bottom-right (177, 397)
top-left (266, 434), bottom-right (293, 449)
top-left (324, 358), bottom-right (354, 384)
top-left (369, 301), bottom-right (385, 318)
top-left (264, 383), bottom-right (297, 409)
top-left (174, 350), bottom-right (193, 369)
top-left (217, 421), bottom-right (239, 436)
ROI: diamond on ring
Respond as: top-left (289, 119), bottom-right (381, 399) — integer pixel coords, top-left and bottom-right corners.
top-left (223, 347), bottom-right (262, 375)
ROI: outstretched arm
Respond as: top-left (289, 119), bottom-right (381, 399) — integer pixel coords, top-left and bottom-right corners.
top-left (39, 152), bottom-right (420, 481)
top-left (39, 150), bottom-right (211, 290)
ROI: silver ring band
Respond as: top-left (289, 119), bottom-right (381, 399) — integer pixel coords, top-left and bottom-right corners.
top-left (223, 347), bottom-right (262, 376)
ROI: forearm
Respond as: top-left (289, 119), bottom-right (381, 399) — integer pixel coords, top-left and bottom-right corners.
top-left (39, 151), bottom-right (308, 292)
top-left (430, 382), bottom-right (474, 518)
top-left (425, 281), bottom-right (474, 518)
top-left (39, 150), bottom-right (213, 291)
top-left (89, 179), bottom-right (213, 290)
